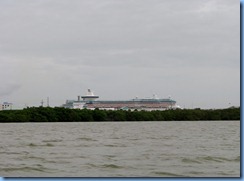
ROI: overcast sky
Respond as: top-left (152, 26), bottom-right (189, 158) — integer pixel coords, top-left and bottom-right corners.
top-left (0, 0), bottom-right (240, 109)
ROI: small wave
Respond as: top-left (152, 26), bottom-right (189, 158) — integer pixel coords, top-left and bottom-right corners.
top-left (101, 164), bottom-right (123, 169)
top-left (86, 163), bottom-right (99, 168)
top-left (0, 151), bottom-right (23, 155)
top-left (104, 155), bottom-right (116, 159)
top-left (152, 171), bottom-right (185, 177)
top-left (111, 137), bottom-right (121, 140)
top-left (77, 137), bottom-right (96, 141)
top-left (181, 158), bottom-right (201, 164)
top-left (234, 156), bottom-right (240, 162)
top-left (28, 143), bottom-right (54, 147)
top-left (187, 171), bottom-right (205, 176)
top-left (198, 156), bottom-right (223, 163)
top-left (42, 139), bottom-right (62, 143)
top-left (28, 143), bottom-right (37, 147)
top-left (216, 171), bottom-right (238, 176)
top-left (128, 138), bottom-right (140, 141)
top-left (196, 156), bottom-right (239, 163)
top-left (104, 144), bottom-right (126, 147)
top-left (104, 144), bottom-right (117, 147)
top-left (22, 156), bottom-right (46, 161)
top-left (85, 163), bottom-right (123, 169)
top-left (1, 166), bottom-right (49, 173)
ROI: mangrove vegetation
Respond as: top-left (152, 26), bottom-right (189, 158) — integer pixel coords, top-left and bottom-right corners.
top-left (0, 107), bottom-right (240, 122)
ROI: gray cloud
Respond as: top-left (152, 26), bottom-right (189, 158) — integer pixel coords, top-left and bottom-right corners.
top-left (0, 0), bottom-right (240, 108)
top-left (0, 83), bottom-right (21, 97)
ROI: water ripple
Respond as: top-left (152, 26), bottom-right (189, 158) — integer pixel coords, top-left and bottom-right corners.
top-left (0, 121), bottom-right (240, 177)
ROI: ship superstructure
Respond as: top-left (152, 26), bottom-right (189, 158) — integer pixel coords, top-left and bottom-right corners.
top-left (62, 89), bottom-right (179, 111)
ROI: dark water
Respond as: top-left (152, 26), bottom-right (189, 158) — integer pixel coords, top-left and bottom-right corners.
top-left (0, 121), bottom-right (240, 177)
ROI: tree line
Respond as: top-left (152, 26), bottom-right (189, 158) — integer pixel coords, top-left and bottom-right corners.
top-left (0, 107), bottom-right (240, 123)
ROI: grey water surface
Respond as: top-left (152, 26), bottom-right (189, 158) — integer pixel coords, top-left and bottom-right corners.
top-left (0, 121), bottom-right (240, 177)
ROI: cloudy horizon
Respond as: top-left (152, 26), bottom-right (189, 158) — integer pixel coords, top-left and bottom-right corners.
top-left (0, 0), bottom-right (240, 109)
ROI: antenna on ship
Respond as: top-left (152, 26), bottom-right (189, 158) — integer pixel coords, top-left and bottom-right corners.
top-left (78, 95), bottom-right (81, 102)
top-left (41, 100), bottom-right (44, 107)
top-left (47, 97), bottom-right (50, 107)
top-left (152, 93), bottom-right (159, 99)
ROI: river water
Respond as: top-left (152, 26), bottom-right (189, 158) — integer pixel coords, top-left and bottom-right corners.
top-left (0, 121), bottom-right (240, 177)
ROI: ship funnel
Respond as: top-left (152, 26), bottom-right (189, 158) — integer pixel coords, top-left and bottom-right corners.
top-left (78, 96), bottom-right (81, 101)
